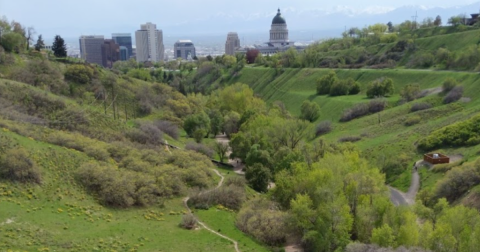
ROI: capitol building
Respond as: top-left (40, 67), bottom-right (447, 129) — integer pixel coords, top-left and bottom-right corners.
top-left (234, 8), bottom-right (305, 55)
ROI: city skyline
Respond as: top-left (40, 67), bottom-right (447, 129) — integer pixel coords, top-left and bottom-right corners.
top-left (1, 0), bottom-right (480, 40)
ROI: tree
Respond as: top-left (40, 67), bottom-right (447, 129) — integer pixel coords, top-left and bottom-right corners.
top-left (316, 71), bottom-right (337, 95)
top-left (26, 26), bottom-right (35, 50)
top-left (448, 15), bottom-right (463, 26)
top-left (371, 224), bottom-right (395, 247)
top-left (213, 141), bottom-right (230, 163)
top-left (183, 112), bottom-right (211, 138)
top-left (34, 34), bottom-right (45, 51)
top-left (246, 49), bottom-right (260, 64)
top-left (366, 77), bottom-right (394, 98)
top-left (434, 15), bottom-right (442, 26)
top-left (400, 84), bottom-right (421, 102)
top-left (300, 100), bottom-right (320, 122)
top-left (0, 32), bottom-right (24, 52)
top-left (52, 35), bottom-right (67, 57)
top-left (245, 163), bottom-right (271, 193)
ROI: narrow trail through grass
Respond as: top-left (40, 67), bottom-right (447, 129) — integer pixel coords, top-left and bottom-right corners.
top-left (183, 169), bottom-right (240, 252)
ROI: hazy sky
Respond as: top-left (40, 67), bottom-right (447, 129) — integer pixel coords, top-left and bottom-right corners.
top-left (1, 0), bottom-right (478, 39)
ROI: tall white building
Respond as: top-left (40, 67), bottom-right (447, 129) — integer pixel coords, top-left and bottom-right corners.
top-left (135, 22), bottom-right (164, 63)
top-left (225, 32), bottom-right (240, 55)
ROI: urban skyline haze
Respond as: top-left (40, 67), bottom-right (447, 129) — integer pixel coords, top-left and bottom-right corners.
top-left (2, 0), bottom-right (480, 41)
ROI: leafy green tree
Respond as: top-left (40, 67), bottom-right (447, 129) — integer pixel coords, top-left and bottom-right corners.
top-left (429, 223), bottom-right (456, 252)
top-left (207, 109), bottom-right (224, 136)
top-left (400, 84), bottom-right (421, 101)
top-left (213, 141), bottom-right (229, 163)
top-left (245, 163), bottom-right (271, 193)
top-left (442, 77), bottom-right (458, 93)
top-left (52, 35), bottom-right (67, 57)
top-left (127, 68), bottom-right (152, 81)
top-left (223, 111), bottom-right (241, 136)
top-left (222, 55), bottom-right (237, 68)
top-left (366, 77), bottom-right (394, 98)
top-left (245, 144), bottom-right (272, 169)
top-left (1, 32), bottom-right (24, 52)
top-left (329, 80), bottom-right (350, 96)
top-left (183, 112), bottom-right (211, 138)
top-left (64, 64), bottom-right (94, 84)
top-left (300, 100), bottom-right (320, 122)
top-left (371, 224), bottom-right (395, 247)
top-left (34, 34), bottom-right (45, 51)
top-left (316, 71), bottom-right (337, 95)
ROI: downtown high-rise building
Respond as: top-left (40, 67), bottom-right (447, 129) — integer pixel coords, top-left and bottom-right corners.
top-left (225, 32), bottom-right (240, 55)
top-left (101, 39), bottom-right (120, 68)
top-left (174, 40), bottom-right (196, 60)
top-left (79, 35), bottom-right (104, 66)
top-left (112, 33), bottom-right (133, 61)
top-left (135, 22), bottom-right (164, 63)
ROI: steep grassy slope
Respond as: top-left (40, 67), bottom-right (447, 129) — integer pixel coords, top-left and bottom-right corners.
top-left (0, 129), bottom-right (248, 252)
top-left (0, 75), bottom-right (269, 251)
top-left (226, 67), bottom-right (480, 191)
top-left (229, 67), bottom-right (480, 120)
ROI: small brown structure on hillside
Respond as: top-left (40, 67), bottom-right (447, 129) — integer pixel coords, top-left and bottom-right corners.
top-left (424, 153), bottom-right (450, 164)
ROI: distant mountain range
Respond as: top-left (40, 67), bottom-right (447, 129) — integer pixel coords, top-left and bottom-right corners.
top-left (56, 2), bottom-right (480, 48)
top-left (159, 2), bottom-right (480, 39)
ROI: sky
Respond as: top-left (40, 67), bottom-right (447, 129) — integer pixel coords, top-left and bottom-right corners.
top-left (1, 0), bottom-right (479, 41)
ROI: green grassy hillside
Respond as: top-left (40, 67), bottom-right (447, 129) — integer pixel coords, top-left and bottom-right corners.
top-left (0, 71), bottom-right (269, 251)
top-left (225, 67), bottom-right (480, 192)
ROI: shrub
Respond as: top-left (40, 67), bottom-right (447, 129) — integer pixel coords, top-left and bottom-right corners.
top-left (443, 86), bottom-right (463, 104)
top-left (236, 198), bottom-right (288, 245)
top-left (179, 214), bottom-right (197, 230)
top-left (188, 183), bottom-right (246, 210)
top-left (400, 84), bottom-right (421, 102)
top-left (432, 160), bottom-right (463, 173)
top-left (10, 59), bottom-right (67, 93)
top-left (0, 148), bottom-right (42, 184)
top-left (410, 103), bottom-right (432, 112)
top-left (64, 64), bottom-right (94, 84)
top-left (340, 103), bottom-right (369, 122)
top-left (316, 71), bottom-right (337, 95)
top-left (315, 120), bottom-right (333, 136)
top-left (417, 114), bottom-right (480, 150)
top-left (434, 166), bottom-right (480, 202)
top-left (442, 78), bottom-right (458, 93)
top-left (185, 142), bottom-right (214, 158)
top-left (349, 81), bottom-right (361, 95)
top-left (368, 99), bottom-right (387, 113)
top-left (126, 122), bottom-right (164, 146)
top-left (404, 116), bottom-right (421, 126)
top-left (329, 80), bottom-right (349, 96)
top-left (300, 100), bottom-right (320, 122)
top-left (408, 52), bottom-right (435, 68)
top-left (366, 77), bottom-right (394, 98)
top-left (338, 136), bottom-right (362, 143)
top-left (154, 120), bottom-right (179, 140)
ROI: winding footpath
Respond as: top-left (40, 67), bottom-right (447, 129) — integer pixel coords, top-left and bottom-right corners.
top-left (183, 169), bottom-right (241, 252)
top-left (389, 160), bottom-right (428, 206)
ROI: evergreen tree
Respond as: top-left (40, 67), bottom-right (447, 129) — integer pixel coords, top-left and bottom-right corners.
top-left (34, 34), bottom-right (45, 51)
top-left (52, 35), bottom-right (67, 57)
